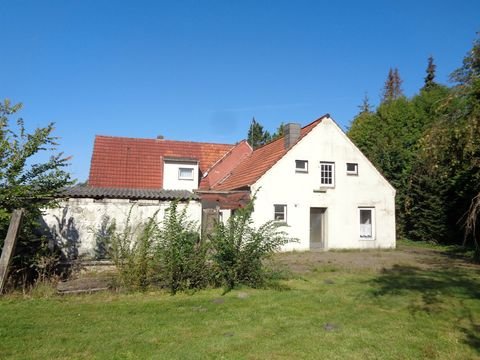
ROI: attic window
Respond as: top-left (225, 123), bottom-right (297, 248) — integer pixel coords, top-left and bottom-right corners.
top-left (178, 167), bottom-right (194, 180)
top-left (346, 163), bottom-right (358, 175)
top-left (295, 160), bottom-right (308, 173)
top-left (320, 162), bottom-right (335, 187)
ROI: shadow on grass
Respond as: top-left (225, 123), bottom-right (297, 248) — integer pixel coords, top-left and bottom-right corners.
top-left (370, 264), bottom-right (480, 353)
top-left (441, 245), bottom-right (479, 263)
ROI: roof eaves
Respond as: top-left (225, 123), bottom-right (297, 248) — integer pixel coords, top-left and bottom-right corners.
top-left (62, 186), bottom-right (199, 201)
top-left (163, 157), bottom-right (199, 163)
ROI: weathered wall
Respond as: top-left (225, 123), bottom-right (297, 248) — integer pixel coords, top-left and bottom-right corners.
top-left (41, 198), bottom-right (202, 259)
top-left (251, 117), bottom-right (396, 251)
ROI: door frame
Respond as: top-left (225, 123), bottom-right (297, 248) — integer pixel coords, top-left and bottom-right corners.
top-left (310, 207), bottom-right (327, 250)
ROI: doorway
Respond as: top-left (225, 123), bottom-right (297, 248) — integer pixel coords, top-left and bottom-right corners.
top-left (310, 207), bottom-right (327, 250)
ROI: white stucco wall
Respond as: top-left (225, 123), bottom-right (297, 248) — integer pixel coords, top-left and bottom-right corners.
top-left (163, 160), bottom-right (199, 191)
top-left (41, 198), bottom-right (202, 259)
top-left (251, 117), bottom-right (396, 251)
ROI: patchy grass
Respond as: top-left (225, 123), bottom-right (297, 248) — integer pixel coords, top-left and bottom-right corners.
top-left (1, 244), bottom-right (480, 359)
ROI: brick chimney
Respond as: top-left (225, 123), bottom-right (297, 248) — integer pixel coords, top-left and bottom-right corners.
top-left (284, 123), bottom-right (301, 149)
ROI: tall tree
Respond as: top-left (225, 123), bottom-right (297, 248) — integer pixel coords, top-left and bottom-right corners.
top-left (422, 34), bottom-right (480, 256)
top-left (450, 34), bottom-right (480, 86)
top-left (247, 117), bottom-right (270, 149)
top-left (349, 33), bottom-right (480, 260)
top-left (358, 93), bottom-right (373, 114)
top-left (271, 122), bottom-right (286, 141)
top-left (422, 56), bottom-right (438, 90)
top-left (382, 68), bottom-right (404, 102)
top-left (0, 99), bottom-right (73, 285)
top-left (350, 83), bottom-right (449, 239)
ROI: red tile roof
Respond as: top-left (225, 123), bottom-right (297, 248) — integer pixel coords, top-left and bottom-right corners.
top-left (199, 140), bottom-right (252, 190)
top-left (213, 115), bottom-right (328, 190)
top-left (88, 136), bottom-right (233, 189)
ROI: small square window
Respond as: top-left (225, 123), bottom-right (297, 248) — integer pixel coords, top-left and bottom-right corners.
top-left (347, 163), bottom-right (358, 175)
top-left (295, 160), bottom-right (308, 173)
top-left (274, 204), bottom-right (287, 222)
top-left (178, 167), bottom-right (194, 180)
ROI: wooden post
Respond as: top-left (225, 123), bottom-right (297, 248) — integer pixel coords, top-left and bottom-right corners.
top-left (0, 209), bottom-right (24, 294)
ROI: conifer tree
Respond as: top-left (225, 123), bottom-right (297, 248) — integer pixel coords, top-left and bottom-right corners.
top-left (382, 68), bottom-right (404, 102)
top-left (422, 56), bottom-right (438, 90)
top-left (247, 117), bottom-right (270, 149)
top-left (358, 93), bottom-right (372, 114)
top-left (271, 122), bottom-right (286, 141)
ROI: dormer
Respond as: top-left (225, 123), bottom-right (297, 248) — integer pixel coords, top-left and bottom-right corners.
top-left (163, 157), bottom-right (199, 191)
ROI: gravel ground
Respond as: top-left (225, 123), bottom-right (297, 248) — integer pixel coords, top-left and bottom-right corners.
top-left (273, 243), bottom-right (478, 274)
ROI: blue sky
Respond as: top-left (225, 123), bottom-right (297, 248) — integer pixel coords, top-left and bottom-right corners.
top-left (1, 0), bottom-right (479, 181)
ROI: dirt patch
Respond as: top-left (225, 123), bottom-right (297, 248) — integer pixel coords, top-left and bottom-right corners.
top-left (57, 273), bottom-right (115, 294)
top-left (274, 244), bottom-right (479, 275)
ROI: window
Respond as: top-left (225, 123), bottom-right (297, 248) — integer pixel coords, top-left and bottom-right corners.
top-left (359, 207), bottom-right (375, 239)
top-left (320, 162), bottom-right (335, 187)
top-left (178, 167), bottom-right (194, 180)
top-left (295, 160), bottom-right (308, 173)
top-left (347, 163), bottom-right (358, 175)
top-left (274, 204), bottom-right (287, 221)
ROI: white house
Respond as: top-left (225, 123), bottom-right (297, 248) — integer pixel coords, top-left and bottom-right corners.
top-left (42, 114), bottom-right (396, 258)
top-left (209, 115), bottom-right (396, 250)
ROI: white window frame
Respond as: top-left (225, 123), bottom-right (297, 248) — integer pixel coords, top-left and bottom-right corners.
top-left (295, 160), bottom-right (308, 173)
top-left (346, 163), bottom-right (358, 175)
top-left (358, 207), bottom-right (375, 240)
top-left (274, 204), bottom-right (287, 222)
top-left (178, 167), bottom-right (194, 180)
top-left (320, 161), bottom-right (335, 187)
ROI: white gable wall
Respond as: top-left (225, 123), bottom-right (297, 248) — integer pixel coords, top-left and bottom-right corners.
top-left (250, 117), bottom-right (396, 251)
top-left (163, 160), bottom-right (199, 190)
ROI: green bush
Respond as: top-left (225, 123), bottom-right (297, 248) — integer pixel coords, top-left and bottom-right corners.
top-left (107, 202), bottom-right (209, 293)
top-left (107, 199), bottom-right (293, 294)
top-left (0, 100), bottom-right (73, 287)
top-left (108, 207), bottom-right (158, 291)
top-left (208, 201), bottom-right (294, 292)
top-left (155, 202), bottom-right (210, 294)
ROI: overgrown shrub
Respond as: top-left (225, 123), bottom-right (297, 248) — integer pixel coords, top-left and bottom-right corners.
top-left (107, 202), bottom-right (209, 293)
top-left (106, 199), bottom-right (293, 294)
top-left (108, 207), bottom-right (158, 291)
top-left (155, 202), bottom-right (210, 294)
top-left (208, 201), bottom-right (294, 292)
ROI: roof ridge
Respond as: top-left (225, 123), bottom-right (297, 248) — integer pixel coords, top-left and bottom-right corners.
top-left (94, 134), bottom-right (234, 147)
top-left (248, 113), bottom-right (330, 152)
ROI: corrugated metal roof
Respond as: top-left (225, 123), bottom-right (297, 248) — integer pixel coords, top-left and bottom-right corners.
top-left (62, 185), bottom-right (198, 200)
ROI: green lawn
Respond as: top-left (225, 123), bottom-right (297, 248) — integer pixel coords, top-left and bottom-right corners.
top-left (1, 244), bottom-right (480, 359)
